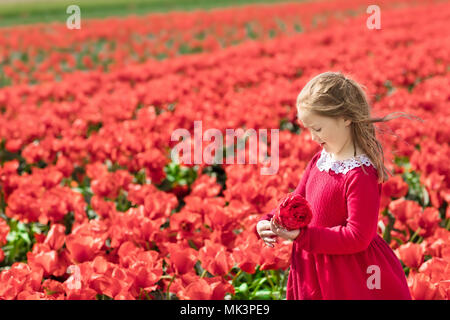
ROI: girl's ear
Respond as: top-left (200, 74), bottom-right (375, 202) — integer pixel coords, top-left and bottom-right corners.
top-left (344, 118), bottom-right (352, 127)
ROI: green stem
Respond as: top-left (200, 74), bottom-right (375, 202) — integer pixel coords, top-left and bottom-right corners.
top-left (270, 270), bottom-right (280, 288)
top-left (279, 270), bottom-right (287, 298)
top-left (166, 275), bottom-right (176, 300)
top-left (264, 270), bottom-right (276, 291)
top-left (251, 279), bottom-right (265, 296)
top-left (410, 227), bottom-right (422, 242)
top-left (200, 269), bottom-right (207, 278)
top-left (231, 269), bottom-right (243, 284)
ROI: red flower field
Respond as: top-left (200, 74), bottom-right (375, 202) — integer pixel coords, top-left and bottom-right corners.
top-left (0, 0), bottom-right (449, 300)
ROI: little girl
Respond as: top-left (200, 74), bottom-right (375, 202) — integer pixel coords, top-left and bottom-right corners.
top-left (257, 71), bottom-right (418, 300)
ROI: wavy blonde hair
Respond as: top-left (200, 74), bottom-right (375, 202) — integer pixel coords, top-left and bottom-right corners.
top-left (296, 71), bottom-right (423, 184)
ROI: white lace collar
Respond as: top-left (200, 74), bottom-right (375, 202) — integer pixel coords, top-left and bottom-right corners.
top-left (316, 149), bottom-right (374, 175)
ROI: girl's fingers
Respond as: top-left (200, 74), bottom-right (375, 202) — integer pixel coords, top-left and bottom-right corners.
top-left (262, 236), bottom-right (276, 245)
top-left (273, 221), bottom-right (284, 232)
top-left (270, 221), bottom-right (277, 231)
top-left (261, 235), bottom-right (276, 241)
top-left (260, 230), bottom-right (276, 237)
top-left (271, 219), bottom-right (280, 229)
top-left (272, 225), bottom-right (282, 234)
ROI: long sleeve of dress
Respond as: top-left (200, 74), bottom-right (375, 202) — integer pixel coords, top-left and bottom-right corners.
top-left (258, 152), bottom-right (320, 223)
top-left (294, 168), bottom-right (380, 255)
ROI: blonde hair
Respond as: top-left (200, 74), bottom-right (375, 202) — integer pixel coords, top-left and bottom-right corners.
top-left (296, 71), bottom-right (423, 184)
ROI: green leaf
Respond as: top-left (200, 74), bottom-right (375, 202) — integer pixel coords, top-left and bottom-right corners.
top-left (87, 209), bottom-right (98, 220)
top-left (63, 211), bottom-right (75, 235)
top-left (252, 289), bottom-right (272, 300)
top-left (19, 232), bottom-right (31, 243)
top-left (1, 219), bottom-right (49, 267)
top-left (238, 283), bottom-right (248, 294)
top-left (250, 277), bottom-right (267, 291)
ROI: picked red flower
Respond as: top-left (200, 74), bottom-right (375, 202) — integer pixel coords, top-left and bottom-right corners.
top-left (272, 193), bottom-right (312, 231)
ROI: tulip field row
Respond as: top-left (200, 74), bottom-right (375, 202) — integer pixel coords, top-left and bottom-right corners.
top-left (0, 0), bottom-right (449, 299)
top-left (0, 0), bottom-right (438, 87)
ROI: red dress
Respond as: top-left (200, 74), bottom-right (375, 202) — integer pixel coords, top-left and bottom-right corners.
top-left (258, 149), bottom-right (412, 300)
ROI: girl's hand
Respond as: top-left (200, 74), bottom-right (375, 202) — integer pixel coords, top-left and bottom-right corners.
top-left (270, 218), bottom-right (301, 241)
top-left (256, 220), bottom-right (277, 248)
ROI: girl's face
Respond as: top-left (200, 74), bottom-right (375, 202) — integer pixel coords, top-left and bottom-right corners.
top-left (297, 107), bottom-right (353, 158)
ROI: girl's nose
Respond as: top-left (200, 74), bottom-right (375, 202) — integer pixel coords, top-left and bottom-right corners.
top-left (312, 134), bottom-right (324, 145)
top-left (311, 134), bottom-right (320, 143)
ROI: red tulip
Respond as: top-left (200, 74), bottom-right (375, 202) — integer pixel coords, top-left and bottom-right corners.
top-left (273, 193), bottom-right (312, 230)
top-left (381, 175), bottom-right (408, 208)
top-left (0, 263), bottom-right (43, 300)
top-left (166, 243), bottom-right (198, 275)
top-left (43, 224), bottom-right (66, 251)
top-left (65, 234), bottom-right (105, 263)
top-left (421, 171), bottom-right (445, 208)
top-left (27, 248), bottom-right (60, 277)
top-left (189, 174), bottom-right (222, 198)
top-left (178, 276), bottom-right (234, 300)
top-left (407, 271), bottom-right (445, 300)
top-left (418, 257), bottom-right (449, 283)
top-left (42, 279), bottom-right (65, 299)
top-left (128, 251), bottom-right (163, 293)
top-left (259, 241), bottom-right (292, 271)
top-left (198, 240), bottom-right (234, 276)
top-left (170, 210), bottom-right (203, 239)
top-left (408, 207), bottom-right (442, 238)
top-left (395, 242), bottom-right (425, 269)
top-left (0, 218), bottom-right (9, 246)
top-left (232, 233), bottom-right (262, 274)
top-left (388, 198), bottom-right (422, 224)
top-left (179, 278), bottom-right (212, 300)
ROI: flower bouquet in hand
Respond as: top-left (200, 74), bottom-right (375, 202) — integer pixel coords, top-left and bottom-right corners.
top-left (272, 193), bottom-right (312, 231)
